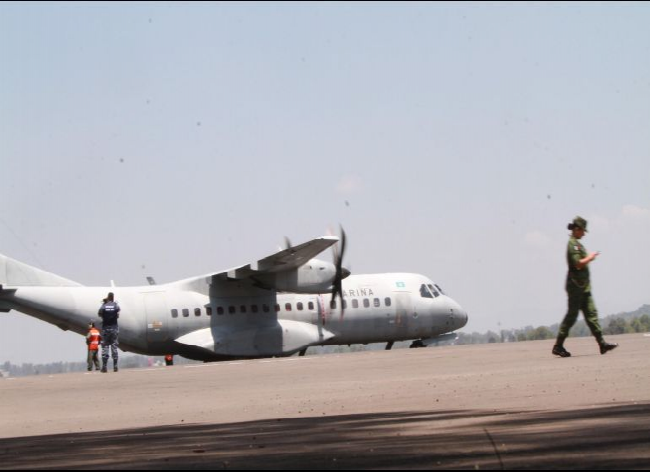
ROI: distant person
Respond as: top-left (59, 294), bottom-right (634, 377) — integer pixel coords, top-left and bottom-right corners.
top-left (165, 354), bottom-right (174, 366)
top-left (86, 322), bottom-right (102, 371)
top-left (98, 292), bottom-right (120, 372)
top-left (552, 217), bottom-right (618, 357)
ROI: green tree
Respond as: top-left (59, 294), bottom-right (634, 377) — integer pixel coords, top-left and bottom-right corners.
top-left (605, 317), bottom-right (628, 335)
top-left (639, 314), bottom-right (650, 332)
top-left (529, 326), bottom-right (554, 340)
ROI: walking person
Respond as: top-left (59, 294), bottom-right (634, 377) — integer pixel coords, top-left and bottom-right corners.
top-left (552, 217), bottom-right (618, 358)
top-left (98, 292), bottom-right (120, 372)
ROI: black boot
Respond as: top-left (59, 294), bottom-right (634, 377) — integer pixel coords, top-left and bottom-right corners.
top-left (599, 342), bottom-right (618, 355)
top-left (552, 344), bottom-right (571, 358)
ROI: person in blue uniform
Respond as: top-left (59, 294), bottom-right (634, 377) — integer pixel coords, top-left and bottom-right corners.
top-left (98, 292), bottom-right (120, 372)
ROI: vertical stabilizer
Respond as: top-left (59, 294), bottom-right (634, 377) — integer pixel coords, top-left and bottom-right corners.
top-left (0, 254), bottom-right (82, 287)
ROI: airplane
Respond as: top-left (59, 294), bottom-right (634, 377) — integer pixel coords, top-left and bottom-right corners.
top-left (0, 234), bottom-right (468, 362)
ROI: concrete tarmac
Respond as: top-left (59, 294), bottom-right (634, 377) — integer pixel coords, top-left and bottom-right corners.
top-left (1, 333), bottom-right (649, 469)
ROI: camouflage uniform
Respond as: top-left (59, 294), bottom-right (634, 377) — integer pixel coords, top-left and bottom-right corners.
top-left (554, 217), bottom-right (617, 357)
top-left (557, 235), bottom-right (604, 344)
top-left (98, 294), bottom-right (120, 372)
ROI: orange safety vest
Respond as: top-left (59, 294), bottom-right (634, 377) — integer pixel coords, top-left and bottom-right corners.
top-left (87, 328), bottom-right (101, 351)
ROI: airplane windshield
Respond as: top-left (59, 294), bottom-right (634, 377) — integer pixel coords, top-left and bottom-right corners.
top-left (431, 284), bottom-right (445, 296)
top-left (428, 284), bottom-right (440, 297)
top-left (420, 284), bottom-right (439, 299)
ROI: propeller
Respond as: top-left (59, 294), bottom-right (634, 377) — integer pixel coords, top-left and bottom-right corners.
top-left (330, 226), bottom-right (350, 318)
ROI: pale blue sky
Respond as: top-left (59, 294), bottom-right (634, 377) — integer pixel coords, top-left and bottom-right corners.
top-left (2, 2), bottom-right (649, 363)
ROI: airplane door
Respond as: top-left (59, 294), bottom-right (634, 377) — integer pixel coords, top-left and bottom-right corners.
top-left (394, 293), bottom-right (412, 339)
top-left (144, 292), bottom-right (169, 343)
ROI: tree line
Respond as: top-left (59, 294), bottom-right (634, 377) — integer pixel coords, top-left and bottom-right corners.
top-left (457, 306), bottom-right (650, 345)
top-left (2, 305), bottom-right (648, 378)
top-left (0, 356), bottom-right (177, 378)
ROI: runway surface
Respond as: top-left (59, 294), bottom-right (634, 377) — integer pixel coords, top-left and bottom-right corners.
top-left (1, 333), bottom-right (649, 469)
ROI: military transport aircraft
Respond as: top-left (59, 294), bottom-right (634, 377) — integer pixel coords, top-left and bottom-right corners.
top-left (0, 234), bottom-right (468, 361)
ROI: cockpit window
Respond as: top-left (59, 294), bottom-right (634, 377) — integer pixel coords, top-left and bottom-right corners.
top-left (433, 284), bottom-right (445, 295)
top-left (420, 284), bottom-right (434, 299)
top-left (428, 284), bottom-right (440, 297)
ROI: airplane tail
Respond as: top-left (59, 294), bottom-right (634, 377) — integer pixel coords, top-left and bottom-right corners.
top-left (0, 253), bottom-right (82, 288)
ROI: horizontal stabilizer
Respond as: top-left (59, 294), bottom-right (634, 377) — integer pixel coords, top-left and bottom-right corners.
top-left (0, 284), bottom-right (17, 294)
top-left (0, 284), bottom-right (16, 312)
top-left (175, 320), bottom-right (335, 357)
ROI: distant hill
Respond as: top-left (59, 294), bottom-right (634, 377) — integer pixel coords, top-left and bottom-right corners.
top-left (608, 304), bottom-right (650, 321)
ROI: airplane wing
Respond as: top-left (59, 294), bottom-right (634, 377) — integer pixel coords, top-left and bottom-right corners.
top-left (173, 236), bottom-right (340, 294)
top-left (218, 236), bottom-right (338, 280)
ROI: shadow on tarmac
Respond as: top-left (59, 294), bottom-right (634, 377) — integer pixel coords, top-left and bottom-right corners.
top-left (1, 403), bottom-right (649, 470)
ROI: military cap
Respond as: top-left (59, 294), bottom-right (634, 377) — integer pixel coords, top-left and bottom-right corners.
top-left (568, 216), bottom-right (588, 232)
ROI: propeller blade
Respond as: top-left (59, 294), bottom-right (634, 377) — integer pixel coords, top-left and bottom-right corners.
top-left (330, 226), bottom-right (348, 319)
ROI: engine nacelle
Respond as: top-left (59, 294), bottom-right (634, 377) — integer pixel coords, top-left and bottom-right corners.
top-left (254, 258), bottom-right (337, 293)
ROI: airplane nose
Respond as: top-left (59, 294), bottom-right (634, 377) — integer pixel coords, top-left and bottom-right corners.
top-left (457, 308), bottom-right (468, 329)
top-left (449, 298), bottom-right (468, 330)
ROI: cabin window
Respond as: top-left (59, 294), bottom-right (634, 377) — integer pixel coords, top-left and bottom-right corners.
top-left (240, 305), bottom-right (247, 313)
top-left (285, 303), bottom-right (292, 311)
top-left (263, 304), bottom-right (270, 313)
top-left (374, 298), bottom-right (381, 308)
top-left (385, 297), bottom-right (392, 307)
top-left (297, 302), bottom-right (304, 311)
top-left (352, 299), bottom-right (359, 309)
top-left (251, 304), bottom-right (259, 314)
top-left (217, 306), bottom-right (224, 315)
top-left (206, 306), bottom-right (212, 316)
top-left (275, 304), bottom-right (281, 312)
top-left (194, 308), bottom-right (201, 317)
top-left (363, 299), bottom-right (370, 308)
top-left (308, 301), bottom-right (315, 310)
top-left (171, 309), bottom-right (178, 318)
top-left (182, 309), bottom-right (189, 318)
top-left (229, 306), bottom-right (236, 314)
